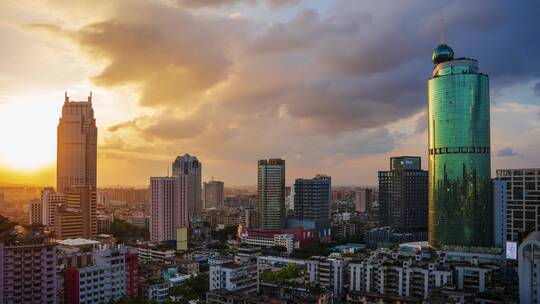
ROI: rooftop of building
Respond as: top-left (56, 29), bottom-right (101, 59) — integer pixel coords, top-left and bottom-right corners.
top-left (216, 262), bottom-right (252, 269)
top-left (57, 238), bottom-right (100, 247)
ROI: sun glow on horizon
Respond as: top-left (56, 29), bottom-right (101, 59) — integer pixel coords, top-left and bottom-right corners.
top-left (0, 96), bottom-right (61, 171)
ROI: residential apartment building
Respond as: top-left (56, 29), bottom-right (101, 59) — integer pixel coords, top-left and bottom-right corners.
top-left (134, 244), bottom-right (176, 263)
top-left (306, 256), bottom-right (346, 297)
top-left (209, 262), bottom-right (257, 292)
top-left (41, 188), bottom-right (65, 227)
top-left (149, 176), bottom-right (188, 242)
top-left (28, 200), bottom-right (42, 225)
top-left (64, 245), bottom-right (138, 304)
top-left (0, 241), bottom-right (59, 304)
top-left (348, 246), bottom-right (506, 301)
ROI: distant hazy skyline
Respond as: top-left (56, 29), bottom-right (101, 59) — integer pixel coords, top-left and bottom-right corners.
top-left (1, 0), bottom-right (540, 187)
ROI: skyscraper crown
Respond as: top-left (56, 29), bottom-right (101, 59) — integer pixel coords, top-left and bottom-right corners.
top-left (432, 44), bottom-right (454, 64)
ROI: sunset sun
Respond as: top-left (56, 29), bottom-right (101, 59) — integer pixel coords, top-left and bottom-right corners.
top-left (0, 97), bottom-right (59, 171)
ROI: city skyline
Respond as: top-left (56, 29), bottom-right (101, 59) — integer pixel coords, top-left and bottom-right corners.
top-left (1, 0), bottom-right (540, 188)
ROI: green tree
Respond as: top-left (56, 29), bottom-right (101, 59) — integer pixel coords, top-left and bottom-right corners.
top-left (261, 264), bottom-right (303, 284)
top-left (169, 273), bottom-right (209, 303)
top-left (290, 240), bottom-right (331, 259)
top-left (211, 225), bottom-right (238, 242)
top-left (110, 218), bottom-right (148, 242)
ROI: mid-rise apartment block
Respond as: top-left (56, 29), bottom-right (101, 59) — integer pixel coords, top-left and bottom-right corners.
top-left (63, 244), bottom-right (138, 304)
top-left (41, 188), bottom-right (65, 227)
top-left (306, 256), bottom-right (346, 297)
top-left (28, 200), bottom-right (42, 225)
top-left (348, 245), bottom-right (506, 301)
top-left (209, 262), bottom-right (257, 292)
top-left (0, 241), bottom-right (59, 304)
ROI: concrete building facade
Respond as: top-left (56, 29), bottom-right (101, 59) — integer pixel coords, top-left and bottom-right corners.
top-left (0, 241), bottom-right (59, 304)
top-left (204, 180), bottom-right (224, 209)
top-left (172, 154), bottom-right (202, 219)
top-left (149, 176), bottom-right (188, 242)
top-left (496, 168), bottom-right (540, 241)
top-left (57, 92), bottom-right (97, 194)
top-left (257, 159), bottom-right (286, 230)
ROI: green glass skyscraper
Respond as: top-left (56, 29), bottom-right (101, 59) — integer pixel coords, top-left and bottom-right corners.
top-left (428, 43), bottom-right (493, 248)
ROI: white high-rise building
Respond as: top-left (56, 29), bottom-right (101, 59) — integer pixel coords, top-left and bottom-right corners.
top-left (519, 231), bottom-right (540, 304)
top-left (41, 187), bottom-right (65, 226)
top-left (149, 176), bottom-right (188, 242)
top-left (57, 92), bottom-right (97, 193)
top-left (204, 180), bottom-right (224, 209)
top-left (172, 154), bottom-right (202, 219)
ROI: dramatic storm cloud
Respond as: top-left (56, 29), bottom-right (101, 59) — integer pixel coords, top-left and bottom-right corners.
top-left (2, 0), bottom-right (540, 185)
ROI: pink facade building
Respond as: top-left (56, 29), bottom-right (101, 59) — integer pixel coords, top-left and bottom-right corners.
top-left (0, 241), bottom-right (58, 304)
top-left (149, 176), bottom-right (188, 242)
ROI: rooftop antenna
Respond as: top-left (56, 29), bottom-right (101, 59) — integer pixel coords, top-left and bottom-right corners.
top-left (440, 15), bottom-right (446, 45)
top-left (88, 91), bottom-right (92, 103)
top-left (64, 91), bottom-right (69, 103)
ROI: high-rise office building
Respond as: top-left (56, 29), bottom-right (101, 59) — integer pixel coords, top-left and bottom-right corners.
top-left (257, 159), bottom-right (286, 230)
top-left (496, 168), bottom-right (540, 241)
top-left (293, 175), bottom-right (331, 221)
top-left (56, 93), bottom-right (98, 240)
top-left (204, 180), bottom-right (224, 209)
top-left (428, 43), bottom-right (492, 248)
top-left (149, 176), bottom-right (188, 242)
top-left (57, 92), bottom-right (97, 193)
top-left (291, 174), bottom-right (332, 238)
top-left (41, 187), bottom-right (64, 227)
top-left (172, 154), bottom-right (202, 219)
top-left (378, 156), bottom-right (428, 232)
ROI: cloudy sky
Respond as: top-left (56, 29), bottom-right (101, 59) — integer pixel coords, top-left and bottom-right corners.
top-left (0, 0), bottom-right (539, 187)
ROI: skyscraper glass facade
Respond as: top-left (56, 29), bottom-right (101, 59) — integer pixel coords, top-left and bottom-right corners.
top-left (258, 159), bottom-right (286, 230)
top-left (428, 44), bottom-right (492, 248)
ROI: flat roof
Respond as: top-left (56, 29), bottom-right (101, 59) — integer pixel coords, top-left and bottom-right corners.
top-left (58, 238), bottom-right (100, 246)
